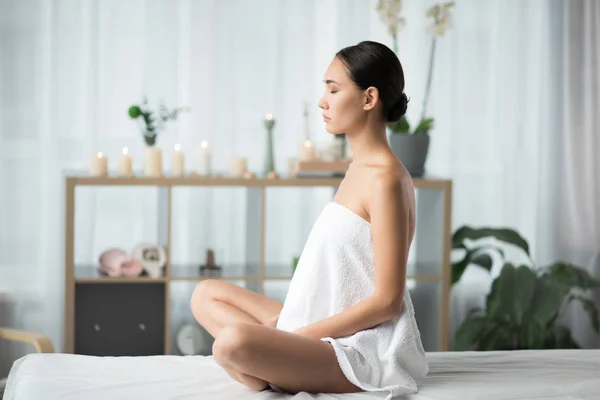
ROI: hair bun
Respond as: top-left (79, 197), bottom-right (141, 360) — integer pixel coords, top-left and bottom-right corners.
top-left (387, 93), bottom-right (408, 123)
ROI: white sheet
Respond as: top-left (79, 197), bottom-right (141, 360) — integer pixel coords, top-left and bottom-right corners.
top-left (5, 350), bottom-right (600, 399)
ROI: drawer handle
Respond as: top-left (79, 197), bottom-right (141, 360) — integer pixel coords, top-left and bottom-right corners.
top-left (139, 323), bottom-right (146, 331)
top-left (94, 324), bottom-right (100, 331)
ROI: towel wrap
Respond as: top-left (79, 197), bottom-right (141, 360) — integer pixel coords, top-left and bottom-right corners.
top-left (276, 202), bottom-right (429, 399)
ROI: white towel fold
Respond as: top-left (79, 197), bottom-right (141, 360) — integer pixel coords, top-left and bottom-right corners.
top-left (276, 201), bottom-right (429, 399)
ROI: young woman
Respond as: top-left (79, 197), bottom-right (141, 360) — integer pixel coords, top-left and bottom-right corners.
top-left (190, 41), bottom-right (428, 398)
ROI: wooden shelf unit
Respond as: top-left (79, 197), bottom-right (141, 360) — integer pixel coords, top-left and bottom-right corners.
top-left (64, 175), bottom-right (452, 355)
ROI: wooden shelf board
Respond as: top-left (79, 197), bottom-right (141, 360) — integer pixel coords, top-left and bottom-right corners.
top-left (65, 174), bottom-right (451, 189)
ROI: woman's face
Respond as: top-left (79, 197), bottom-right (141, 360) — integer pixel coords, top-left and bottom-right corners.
top-left (318, 57), bottom-right (366, 135)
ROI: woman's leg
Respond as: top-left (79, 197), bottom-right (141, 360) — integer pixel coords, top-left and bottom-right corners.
top-left (190, 279), bottom-right (283, 337)
top-left (212, 322), bottom-right (363, 394)
top-left (190, 279), bottom-right (283, 388)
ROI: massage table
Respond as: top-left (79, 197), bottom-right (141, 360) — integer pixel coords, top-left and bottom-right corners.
top-left (4, 349), bottom-right (600, 399)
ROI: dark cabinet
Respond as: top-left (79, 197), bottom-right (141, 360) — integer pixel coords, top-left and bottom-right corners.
top-left (74, 283), bottom-right (165, 356)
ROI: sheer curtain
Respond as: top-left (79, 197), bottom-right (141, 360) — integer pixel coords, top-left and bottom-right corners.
top-left (1, 0), bottom-right (599, 371)
top-left (550, 0), bottom-right (600, 348)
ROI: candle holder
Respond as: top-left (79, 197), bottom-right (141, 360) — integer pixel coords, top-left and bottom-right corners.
top-left (264, 114), bottom-right (276, 175)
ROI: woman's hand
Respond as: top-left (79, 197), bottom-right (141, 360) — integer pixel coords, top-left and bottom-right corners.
top-left (265, 313), bottom-right (280, 328)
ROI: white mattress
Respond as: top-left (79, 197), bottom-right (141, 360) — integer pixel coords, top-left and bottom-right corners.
top-left (5, 350), bottom-right (600, 399)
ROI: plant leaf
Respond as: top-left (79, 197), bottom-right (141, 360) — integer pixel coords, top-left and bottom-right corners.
top-left (387, 115), bottom-right (410, 133)
top-left (511, 265), bottom-right (537, 324)
top-left (522, 320), bottom-right (545, 349)
top-left (528, 274), bottom-right (569, 329)
top-left (454, 314), bottom-right (487, 351)
top-left (451, 245), bottom-right (503, 285)
top-left (485, 273), bottom-right (503, 319)
top-left (569, 294), bottom-right (600, 333)
top-left (544, 261), bottom-right (600, 291)
top-left (545, 324), bottom-right (580, 349)
top-left (477, 322), bottom-right (512, 350)
top-left (485, 263), bottom-right (536, 326)
top-left (128, 105), bottom-right (142, 118)
top-left (413, 117), bottom-right (434, 134)
top-left (452, 226), bottom-right (530, 256)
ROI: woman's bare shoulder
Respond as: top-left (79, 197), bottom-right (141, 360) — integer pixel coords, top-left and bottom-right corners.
top-left (368, 155), bottom-right (413, 193)
top-left (365, 155), bottom-right (414, 216)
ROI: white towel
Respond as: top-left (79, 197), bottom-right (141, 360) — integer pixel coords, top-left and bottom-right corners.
top-left (276, 201), bottom-right (429, 399)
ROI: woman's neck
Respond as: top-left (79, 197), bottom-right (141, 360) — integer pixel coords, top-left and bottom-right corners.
top-left (344, 122), bottom-right (391, 164)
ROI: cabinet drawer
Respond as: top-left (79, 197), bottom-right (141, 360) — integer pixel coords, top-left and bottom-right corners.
top-left (74, 283), bottom-right (165, 356)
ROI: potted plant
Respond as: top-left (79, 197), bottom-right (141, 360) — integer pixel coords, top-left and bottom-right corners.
top-left (451, 226), bottom-right (600, 350)
top-left (128, 97), bottom-right (188, 176)
top-left (128, 97), bottom-right (188, 146)
top-left (377, 1), bottom-right (454, 176)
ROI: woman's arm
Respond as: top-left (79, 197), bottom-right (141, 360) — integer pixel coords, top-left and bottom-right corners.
top-left (294, 172), bottom-right (412, 340)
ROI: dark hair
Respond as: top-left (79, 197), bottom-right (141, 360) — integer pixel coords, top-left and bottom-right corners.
top-left (335, 41), bottom-right (408, 123)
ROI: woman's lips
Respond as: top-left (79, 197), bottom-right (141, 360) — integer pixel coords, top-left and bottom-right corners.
top-left (323, 115), bottom-right (331, 122)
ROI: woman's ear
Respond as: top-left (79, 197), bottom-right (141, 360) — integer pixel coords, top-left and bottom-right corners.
top-left (363, 86), bottom-right (379, 111)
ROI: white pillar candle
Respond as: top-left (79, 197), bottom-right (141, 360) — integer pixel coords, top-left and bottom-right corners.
top-left (196, 140), bottom-right (212, 176)
top-left (144, 147), bottom-right (162, 177)
top-left (299, 140), bottom-right (316, 161)
top-left (90, 152), bottom-right (108, 176)
top-left (230, 156), bottom-right (247, 177)
top-left (117, 147), bottom-right (132, 177)
top-left (171, 143), bottom-right (185, 177)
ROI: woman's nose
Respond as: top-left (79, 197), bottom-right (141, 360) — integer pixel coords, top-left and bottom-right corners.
top-left (318, 97), bottom-right (327, 110)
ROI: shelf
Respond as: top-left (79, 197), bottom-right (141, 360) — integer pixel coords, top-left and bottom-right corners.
top-left (74, 267), bottom-right (167, 284)
top-left (65, 173), bottom-right (451, 190)
top-left (170, 264), bottom-right (260, 280)
top-left (65, 173), bottom-right (453, 355)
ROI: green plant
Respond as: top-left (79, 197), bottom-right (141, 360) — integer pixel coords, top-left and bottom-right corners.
top-left (128, 97), bottom-right (189, 146)
top-left (451, 226), bottom-right (600, 351)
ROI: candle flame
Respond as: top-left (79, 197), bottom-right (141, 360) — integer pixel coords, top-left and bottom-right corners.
top-left (122, 147), bottom-right (128, 155)
top-left (303, 140), bottom-right (312, 147)
top-left (174, 143), bottom-right (180, 151)
top-left (200, 140), bottom-right (208, 149)
top-left (265, 113), bottom-right (273, 120)
top-left (97, 152), bottom-right (103, 158)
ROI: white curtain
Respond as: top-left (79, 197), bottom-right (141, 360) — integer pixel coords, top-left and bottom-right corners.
top-left (1, 0), bottom-right (599, 373)
top-left (550, 0), bottom-right (600, 348)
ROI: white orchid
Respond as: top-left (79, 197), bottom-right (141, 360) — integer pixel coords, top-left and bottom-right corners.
top-left (377, 0), bottom-right (405, 52)
top-left (375, 0), bottom-right (456, 135)
top-left (426, 2), bottom-right (455, 37)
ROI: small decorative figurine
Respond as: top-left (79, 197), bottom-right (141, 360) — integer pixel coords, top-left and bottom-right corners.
top-left (200, 249), bottom-right (222, 277)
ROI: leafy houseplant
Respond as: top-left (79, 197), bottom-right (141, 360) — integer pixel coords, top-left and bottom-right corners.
top-left (376, 1), bottom-right (454, 176)
top-left (451, 226), bottom-right (600, 351)
top-left (128, 97), bottom-right (189, 146)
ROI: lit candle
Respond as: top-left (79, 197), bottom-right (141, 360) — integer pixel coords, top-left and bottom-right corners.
top-left (144, 146), bottom-right (162, 177)
top-left (171, 143), bottom-right (185, 177)
top-left (90, 152), bottom-right (108, 176)
top-left (117, 147), bottom-right (132, 176)
top-left (196, 140), bottom-right (212, 176)
top-left (299, 140), bottom-right (316, 161)
top-left (230, 156), bottom-right (247, 177)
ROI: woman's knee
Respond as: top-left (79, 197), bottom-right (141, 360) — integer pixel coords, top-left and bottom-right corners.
top-left (190, 280), bottom-right (218, 318)
top-left (212, 323), bottom-right (253, 366)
